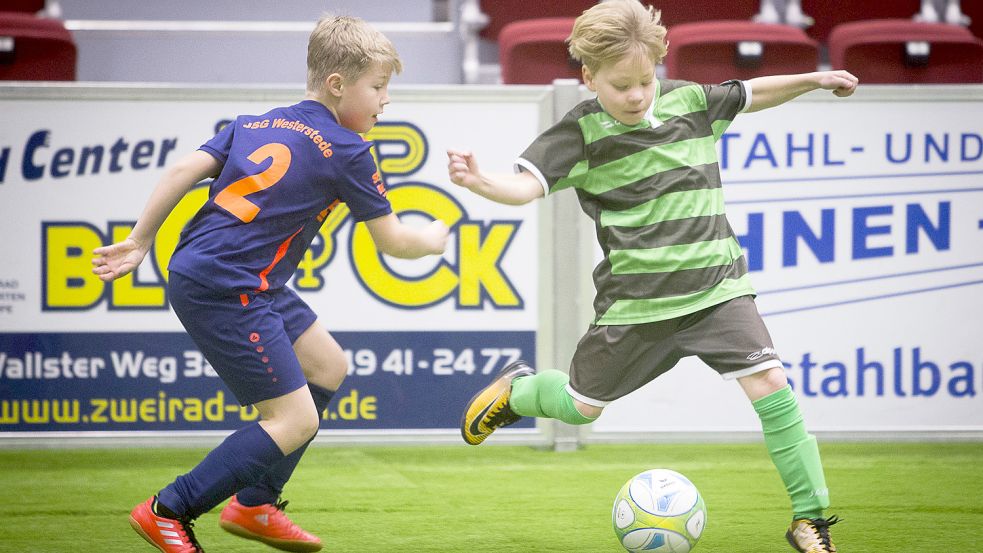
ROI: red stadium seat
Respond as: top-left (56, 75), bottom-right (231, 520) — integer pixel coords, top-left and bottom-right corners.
top-left (961, 0), bottom-right (983, 39)
top-left (4, 1), bottom-right (46, 14)
top-left (642, 0), bottom-right (760, 28)
top-left (663, 21), bottom-right (819, 83)
top-left (498, 17), bottom-right (582, 84)
top-left (800, 0), bottom-right (921, 43)
top-left (0, 12), bottom-right (76, 81)
top-left (478, 0), bottom-right (595, 41)
top-left (828, 19), bottom-right (983, 83)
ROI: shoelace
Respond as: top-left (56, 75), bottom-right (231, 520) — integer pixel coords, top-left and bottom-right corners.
top-left (809, 515), bottom-right (840, 550)
top-left (485, 400), bottom-right (520, 430)
top-left (177, 517), bottom-right (205, 553)
top-left (268, 498), bottom-right (312, 539)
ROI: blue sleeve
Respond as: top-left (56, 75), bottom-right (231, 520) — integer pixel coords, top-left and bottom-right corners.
top-left (337, 141), bottom-right (393, 222)
top-left (198, 120), bottom-right (235, 164)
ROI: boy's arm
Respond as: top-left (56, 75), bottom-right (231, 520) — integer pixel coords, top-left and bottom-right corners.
top-left (447, 149), bottom-right (545, 206)
top-left (92, 150), bottom-right (221, 281)
top-left (363, 214), bottom-right (449, 259)
top-left (746, 70), bottom-right (859, 113)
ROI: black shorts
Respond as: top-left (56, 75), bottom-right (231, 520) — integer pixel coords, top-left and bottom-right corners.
top-left (567, 295), bottom-right (782, 406)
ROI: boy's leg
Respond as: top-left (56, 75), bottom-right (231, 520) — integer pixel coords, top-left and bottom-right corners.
top-left (749, 380), bottom-right (839, 553)
top-left (749, 381), bottom-right (830, 520)
top-left (132, 276), bottom-right (316, 552)
top-left (219, 384), bottom-right (331, 552)
top-left (157, 386), bottom-right (317, 519)
top-left (683, 297), bottom-right (838, 552)
top-left (461, 322), bottom-right (679, 445)
top-left (510, 369), bottom-right (597, 424)
top-left (461, 361), bottom-right (597, 445)
top-left (233, 319), bottom-right (344, 505)
top-left (460, 361), bottom-right (537, 445)
top-left (460, 364), bottom-right (598, 445)
top-left (234, 384), bottom-right (334, 506)
top-left (134, 388), bottom-right (316, 552)
top-left (220, 317), bottom-right (341, 552)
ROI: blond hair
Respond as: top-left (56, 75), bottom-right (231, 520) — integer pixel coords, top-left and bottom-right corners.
top-left (567, 0), bottom-right (668, 73)
top-left (307, 15), bottom-right (402, 93)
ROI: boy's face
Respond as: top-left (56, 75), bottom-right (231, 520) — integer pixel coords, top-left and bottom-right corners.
top-left (583, 53), bottom-right (656, 127)
top-left (335, 62), bottom-right (392, 133)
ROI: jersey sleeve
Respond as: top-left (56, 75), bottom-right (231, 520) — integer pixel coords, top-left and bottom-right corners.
top-left (198, 119), bottom-right (235, 164)
top-left (703, 80), bottom-right (750, 140)
top-left (515, 111), bottom-right (586, 195)
top-left (336, 141), bottom-right (393, 222)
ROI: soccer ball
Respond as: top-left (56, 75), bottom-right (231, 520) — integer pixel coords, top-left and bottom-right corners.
top-left (612, 469), bottom-right (707, 552)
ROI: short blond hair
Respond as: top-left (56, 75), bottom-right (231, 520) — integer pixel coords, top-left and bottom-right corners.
top-left (567, 0), bottom-right (668, 73)
top-left (307, 15), bottom-right (402, 92)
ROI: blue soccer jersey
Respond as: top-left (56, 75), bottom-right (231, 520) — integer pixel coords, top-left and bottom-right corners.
top-left (169, 100), bottom-right (391, 292)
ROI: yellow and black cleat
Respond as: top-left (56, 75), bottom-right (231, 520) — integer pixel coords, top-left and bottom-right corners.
top-left (460, 361), bottom-right (535, 445)
top-left (786, 515), bottom-right (840, 553)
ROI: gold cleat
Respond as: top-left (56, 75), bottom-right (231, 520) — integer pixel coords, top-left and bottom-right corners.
top-left (787, 516), bottom-right (840, 553)
top-left (460, 361), bottom-right (534, 445)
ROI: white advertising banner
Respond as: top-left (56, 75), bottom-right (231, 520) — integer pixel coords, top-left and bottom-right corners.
top-left (593, 87), bottom-right (983, 436)
top-left (0, 85), bottom-right (549, 435)
top-left (2, 84), bottom-right (980, 439)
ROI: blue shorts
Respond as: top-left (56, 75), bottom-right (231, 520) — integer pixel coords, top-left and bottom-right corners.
top-left (168, 271), bottom-right (317, 406)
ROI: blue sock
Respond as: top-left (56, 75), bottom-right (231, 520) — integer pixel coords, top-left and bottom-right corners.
top-left (236, 384), bottom-right (334, 507)
top-left (156, 422), bottom-right (284, 519)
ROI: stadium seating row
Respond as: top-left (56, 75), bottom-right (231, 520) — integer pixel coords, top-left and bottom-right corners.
top-left (2, 0), bottom-right (983, 84)
top-left (491, 0), bottom-right (983, 84)
top-left (0, 11), bottom-right (75, 81)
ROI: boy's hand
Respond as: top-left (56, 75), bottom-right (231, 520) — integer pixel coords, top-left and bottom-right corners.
top-left (447, 149), bottom-right (482, 190)
top-left (422, 219), bottom-right (450, 255)
top-left (92, 237), bottom-right (150, 282)
top-left (818, 70), bottom-right (859, 97)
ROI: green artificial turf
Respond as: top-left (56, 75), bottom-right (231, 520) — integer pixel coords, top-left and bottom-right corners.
top-left (1, 442), bottom-right (981, 552)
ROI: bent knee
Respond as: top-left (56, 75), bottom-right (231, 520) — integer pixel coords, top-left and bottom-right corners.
top-left (739, 365), bottom-right (789, 401)
top-left (574, 399), bottom-right (603, 419)
top-left (296, 407), bottom-right (322, 441)
top-left (268, 406), bottom-right (321, 452)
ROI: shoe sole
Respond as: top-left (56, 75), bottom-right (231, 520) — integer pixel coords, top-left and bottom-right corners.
top-left (459, 361), bottom-right (533, 445)
top-left (219, 520), bottom-right (323, 552)
top-left (129, 515), bottom-right (168, 552)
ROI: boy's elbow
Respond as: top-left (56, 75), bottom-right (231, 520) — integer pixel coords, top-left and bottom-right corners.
top-left (374, 239), bottom-right (403, 258)
top-left (375, 236), bottom-right (417, 259)
top-left (508, 182), bottom-right (545, 205)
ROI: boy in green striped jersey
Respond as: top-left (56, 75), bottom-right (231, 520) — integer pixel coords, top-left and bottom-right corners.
top-left (449, 1), bottom-right (856, 551)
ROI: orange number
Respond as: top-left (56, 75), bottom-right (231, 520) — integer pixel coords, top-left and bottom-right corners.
top-left (214, 143), bottom-right (292, 223)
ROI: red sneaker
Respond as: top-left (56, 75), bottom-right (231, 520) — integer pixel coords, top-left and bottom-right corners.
top-left (128, 497), bottom-right (204, 552)
top-left (219, 495), bottom-right (322, 552)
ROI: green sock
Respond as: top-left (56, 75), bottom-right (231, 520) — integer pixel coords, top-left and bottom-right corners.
top-left (753, 385), bottom-right (830, 520)
top-left (510, 369), bottom-right (596, 425)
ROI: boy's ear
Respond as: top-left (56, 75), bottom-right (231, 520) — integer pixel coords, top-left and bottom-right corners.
top-left (581, 65), bottom-right (596, 91)
top-left (326, 73), bottom-right (344, 97)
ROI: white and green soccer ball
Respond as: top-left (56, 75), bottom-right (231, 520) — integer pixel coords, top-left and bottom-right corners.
top-left (612, 469), bottom-right (707, 552)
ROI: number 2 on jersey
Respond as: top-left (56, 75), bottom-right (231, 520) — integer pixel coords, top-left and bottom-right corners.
top-left (215, 142), bottom-right (292, 223)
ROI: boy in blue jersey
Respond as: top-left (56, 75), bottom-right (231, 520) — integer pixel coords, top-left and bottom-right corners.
top-left (93, 16), bottom-right (448, 553)
top-left (448, 1), bottom-right (856, 552)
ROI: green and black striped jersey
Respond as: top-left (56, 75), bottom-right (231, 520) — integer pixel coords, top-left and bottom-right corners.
top-left (517, 79), bottom-right (755, 325)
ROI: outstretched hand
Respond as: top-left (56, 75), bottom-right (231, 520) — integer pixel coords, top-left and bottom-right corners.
top-left (818, 70), bottom-right (859, 97)
top-left (447, 149), bottom-right (482, 190)
top-left (91, 237), bottom-right (151, 282)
